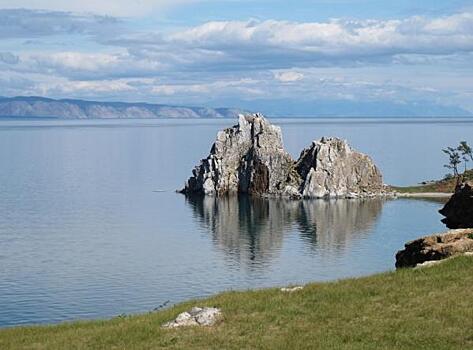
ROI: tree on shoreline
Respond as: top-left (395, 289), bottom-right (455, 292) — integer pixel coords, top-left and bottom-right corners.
top-left (443, 141), bottom-right (472, 185)
top-left (458, 141), bottom-right (472, 172)
top-left (443, 146), bottom-right (461, 183)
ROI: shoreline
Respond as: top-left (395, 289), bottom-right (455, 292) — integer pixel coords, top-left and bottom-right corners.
top-left (394, 192), bottom-right (453, 198)
top-left (1, 255), bottom-right (472, 349)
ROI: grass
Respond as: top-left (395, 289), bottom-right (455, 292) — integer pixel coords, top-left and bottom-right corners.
top-left (392, 169), bottom-right (473, 194)
top-left (1, 256), bottom-right (473, 349)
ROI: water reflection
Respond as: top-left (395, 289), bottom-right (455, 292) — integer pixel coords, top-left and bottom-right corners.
top-left (296, 199), bottom-right (384, 251)
top-left (186, 195), bottom-right (385, 264)
top-left (187, 195), bottom-right (291, 264)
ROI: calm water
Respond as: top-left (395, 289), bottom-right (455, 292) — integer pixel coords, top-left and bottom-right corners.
top-left (0, 117), bottom-right (470, 327)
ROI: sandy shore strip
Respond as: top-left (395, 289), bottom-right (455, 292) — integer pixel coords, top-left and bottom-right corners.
top-left (395, 192), bottom-right (453, 198)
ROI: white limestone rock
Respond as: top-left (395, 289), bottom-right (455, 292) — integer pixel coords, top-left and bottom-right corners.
top-left (162, 307), bottom-right (221, 328)
top-left (181, 113), bottom-right (300, 197)
top-left (295, 137), bottom-right (384, 198)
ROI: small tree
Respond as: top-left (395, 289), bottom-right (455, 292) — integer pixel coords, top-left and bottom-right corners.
top-left (458, 141), bottom-right (472, 172)
top-left (443, 146), bottom-right (461, 183)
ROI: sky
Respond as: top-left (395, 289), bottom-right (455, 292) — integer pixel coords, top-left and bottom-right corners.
top-left (0, 0), bottom-right (473, 115)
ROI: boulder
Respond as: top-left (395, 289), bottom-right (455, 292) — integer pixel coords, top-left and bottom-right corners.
top-left (295, 137), bottom-right (384, 198)
top-left (162, 307), bottom-right (221, 328)
top-left (181, 114), bottom-right (385, 199)
top-left (439, 182), bottom-right (473, 229)
top-left (395, 229), bottom-right (473, 268)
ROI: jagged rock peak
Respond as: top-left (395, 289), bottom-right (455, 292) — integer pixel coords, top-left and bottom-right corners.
top-left (295, 137), bottom-right (384, 198)
top-left (181, 113), bottom-right (300, 197)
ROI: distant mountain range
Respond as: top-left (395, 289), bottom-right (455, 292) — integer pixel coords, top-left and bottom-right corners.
top-left (0, 96), bottom-right (247, 119)
top-left (0, 96), bottom-right (470, 119)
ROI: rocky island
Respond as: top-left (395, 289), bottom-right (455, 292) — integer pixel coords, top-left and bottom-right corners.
top-left (180, 113), bottom-right (386, 199)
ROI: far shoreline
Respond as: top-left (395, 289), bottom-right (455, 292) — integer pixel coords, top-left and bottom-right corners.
top-left (394, 192), bottom-right (453, 198)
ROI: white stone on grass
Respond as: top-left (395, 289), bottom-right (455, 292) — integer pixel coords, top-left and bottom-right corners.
top-left (281, 286), bottom-right (304, 293)
top-left (162, 307), bottom-right (221, 329)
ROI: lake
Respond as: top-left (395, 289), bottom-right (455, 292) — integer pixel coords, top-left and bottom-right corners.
top-left (0, 117), bottom-right (470, 327)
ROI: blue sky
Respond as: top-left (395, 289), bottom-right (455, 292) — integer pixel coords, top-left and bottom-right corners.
top-left (0, 0), bottom-right (472, 114)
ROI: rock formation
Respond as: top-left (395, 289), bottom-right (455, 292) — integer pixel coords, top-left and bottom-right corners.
top-left (181, 113), bottom-right (300, 197)
top-left (439, 182), bottom-right (473, 229)
top-left (295, 137), bottom-right (384, 198)
top-left (181, 113), bottom-right (385, 199)
top-left (395, 229), bottom-right (473, 268)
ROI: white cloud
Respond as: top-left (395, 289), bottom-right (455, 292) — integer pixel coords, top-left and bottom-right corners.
top-left (274, 71), bottom-right (304, 82)
top-left (0, 9), bottom-right (120, 38)
top-left (35, 78), bottom-right (137, 96)
top-left (151, 78), bottom-right (262, 96)
top-left (18, 51), bottom-right (167, 80)
top-left (97, 12), bottom-right (473, 78)
top-left (39, 52), bottom-right (121, 71)
top-left (167, 13), bottom-right (473, 58)
top-left (0, 0), bottom-right (194, 16)
top-left (0, 52), bottom-right (19, 64)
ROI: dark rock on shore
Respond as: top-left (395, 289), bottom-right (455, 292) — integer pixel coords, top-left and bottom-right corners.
top-left (181, 114), bottom-right (386, 199)
top-left (439, 182), bottom-right (473, 229)
top-left (395, 229), bottom-right (473, 268)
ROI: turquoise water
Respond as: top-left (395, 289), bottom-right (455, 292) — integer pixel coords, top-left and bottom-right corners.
top-left (0, 117), bottom-right (468, 327)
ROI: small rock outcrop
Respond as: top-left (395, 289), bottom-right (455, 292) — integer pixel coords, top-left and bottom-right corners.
top-left (395, 229), bottom-right (473, 268)
top-left (295, 137), bottom-right (384, 198)
top-left (439, 182), bottom-right (473, 229)
top-left (162, 307), bottom-right (221, 328)
top-left (181, 114), bottom-right (385, 199)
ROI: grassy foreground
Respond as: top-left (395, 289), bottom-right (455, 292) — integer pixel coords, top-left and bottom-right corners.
top-left (392, 169), bottom-right (473, 194)
top-left (1, 256), bottom-right (473, 350)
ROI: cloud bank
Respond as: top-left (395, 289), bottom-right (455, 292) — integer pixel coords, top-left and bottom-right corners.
top-left (0, 8), bottom-right (472, 113)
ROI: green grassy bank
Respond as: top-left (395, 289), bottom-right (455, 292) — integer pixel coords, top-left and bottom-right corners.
top-left (392, 169), bottom-right (473, 194)
top-left (1, 256), bottom-right (472, 349)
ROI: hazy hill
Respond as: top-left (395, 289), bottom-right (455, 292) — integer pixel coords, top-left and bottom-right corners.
top-left (0, 96), bottom-right (247, 119)
top-left (0, 96), bottom-right (470, 119)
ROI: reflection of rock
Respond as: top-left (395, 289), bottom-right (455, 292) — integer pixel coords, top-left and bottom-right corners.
top-left (186, 195), bottom-right (384, 263)
top-left (186, 195), bottom-right (292, 263)
top-left (181, 114), bottom-right (385, 199)
top-left (297, 199), bottom-right (384, 249)
top-left (395, 229), bottom-right (473, 268)
top-left (439, 182), bottom-right (473, 229)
